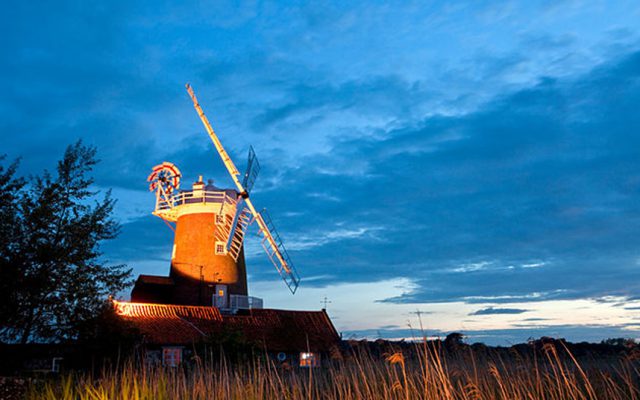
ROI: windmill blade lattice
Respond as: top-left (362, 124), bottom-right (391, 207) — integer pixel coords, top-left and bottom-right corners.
top-left (258, 209), bottom-right (300, 293)
top-left (242, 146), bottom-right (261, 195)
top-left (148, 162), bottom-right (181, 198)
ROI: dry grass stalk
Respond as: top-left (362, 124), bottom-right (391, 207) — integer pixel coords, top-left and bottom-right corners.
top-left (24, 340), bottom-right (640, 400)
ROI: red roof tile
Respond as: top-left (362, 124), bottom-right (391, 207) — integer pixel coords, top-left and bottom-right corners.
top-left (113, 301), bottom-right (340, 352)
top-left (114, 301), bottom-right (222, 320)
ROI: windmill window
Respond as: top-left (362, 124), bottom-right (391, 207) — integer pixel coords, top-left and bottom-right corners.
top-left (215, 241), bottom-right (226, 255)
top-left (215, 215), bottom-right (225, 225)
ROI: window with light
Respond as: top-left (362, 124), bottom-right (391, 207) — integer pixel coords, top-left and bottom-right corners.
top-left (299, 352), bottom-right (319, 367)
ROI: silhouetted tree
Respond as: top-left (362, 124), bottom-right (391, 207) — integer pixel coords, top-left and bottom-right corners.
top-left (444, 332), bottom-right (465, 351)
top-left (601, 337), bottom-right (636, 348)
top-left (0, 157), bottom-right (27, 332)
top-left (0, 142), bottom-right (131, 344)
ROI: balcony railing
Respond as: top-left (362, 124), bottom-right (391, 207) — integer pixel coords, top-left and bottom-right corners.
top-left (158, 190), bottom-right (234, 210)
top-left (229, 295), bottom-right (263, 310)
top-left (154, 190), bottom-right (238, 221)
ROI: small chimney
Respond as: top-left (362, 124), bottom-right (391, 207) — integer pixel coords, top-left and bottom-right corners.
top-left (193, 175), bottom-right (205, 191)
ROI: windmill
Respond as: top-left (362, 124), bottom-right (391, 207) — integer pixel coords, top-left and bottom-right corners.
top-left (142, 85), bottom-right (299, 309)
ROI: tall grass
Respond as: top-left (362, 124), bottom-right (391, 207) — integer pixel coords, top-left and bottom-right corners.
top-left (27, 340), bottom-right (640, 399)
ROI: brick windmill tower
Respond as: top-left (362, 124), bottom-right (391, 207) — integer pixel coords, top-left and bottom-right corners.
top-left (131, 85), bottom-right (300, 308)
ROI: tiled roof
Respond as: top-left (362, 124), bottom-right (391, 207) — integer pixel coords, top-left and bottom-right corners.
top-left (114, 301), bottom-right (222, 320)
top-left (113, 301), bottom-right (340, 352)
top-left (223, 309), bottom-right (340, 352)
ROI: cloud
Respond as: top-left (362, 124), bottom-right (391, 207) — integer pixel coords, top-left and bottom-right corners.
top-left (469, 307), bottom-right (528, 316)
top-left (521, 317), bottom-right (550, 322)
top-left (102, 216), bottom-right (173, 265)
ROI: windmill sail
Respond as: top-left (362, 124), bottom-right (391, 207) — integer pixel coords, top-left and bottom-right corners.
top-left (257, 209), bottom-right (300, 293)
top-left (242, 146), bottom-right (260, 195)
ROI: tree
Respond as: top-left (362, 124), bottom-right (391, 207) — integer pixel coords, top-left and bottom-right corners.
top-left (0, 157), bottom-right (27, 330)
top-left (444, 332), bottom-right (465, 351)
top-left (0, 141), bottom-right (132, 343)
top-left (602, 338), bottom-right (637, 348)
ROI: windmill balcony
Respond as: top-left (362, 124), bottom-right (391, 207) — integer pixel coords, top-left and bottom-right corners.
top-left (158, 190), bottom-right (236, 210)
top-left (229, 294), bottom-right (263, 311)
top-left (154, 189), bottom-right (238, 222)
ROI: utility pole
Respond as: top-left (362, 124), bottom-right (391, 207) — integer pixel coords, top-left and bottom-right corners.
top-left (321, 296), bottom-right (332, 310)
top-left (410, 309), bottom-right (428, 333)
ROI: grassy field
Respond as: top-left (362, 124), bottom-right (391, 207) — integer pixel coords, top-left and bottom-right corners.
top-left (25, 340), bottom-right (640, 399)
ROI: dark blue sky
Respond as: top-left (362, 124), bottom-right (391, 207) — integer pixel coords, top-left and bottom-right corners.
top-left (2, 1), bottom-right (640, 345)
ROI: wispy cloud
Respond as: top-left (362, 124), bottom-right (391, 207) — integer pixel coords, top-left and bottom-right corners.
top-left (470, 307), bottom-right (528, 316)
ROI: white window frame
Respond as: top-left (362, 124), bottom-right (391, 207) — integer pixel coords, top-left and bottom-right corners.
top-left (215, 241), bottom-right (226, 255)
top-left (162, 347), bottom-right (183, 367)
